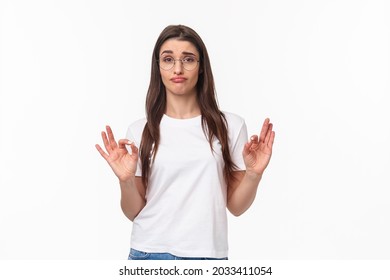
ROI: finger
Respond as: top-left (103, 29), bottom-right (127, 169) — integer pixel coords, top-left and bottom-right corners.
top-left (119, 139), bottom-right (139, 156)
top-left (259, 118), bottom-right (270, 143)
top-left (118, 139), bottom-right (132, 149)
top-left (268, 131), bottom-right (275, 148)
top-left (245, 135), bottom-right (258, 152)
top-left (106, 125), bottom-right (118, 149)
top-left (129, 142), bottom-right (139, 156)
top-left (242, 141), bottom-right (252, 156)
top-left (264, 123), bottom-right (273, 144)
top-left (101, 131), bottom-right (112, 152)
top-left (95, 144), bottom-right (109, 160)
top-left (250, 135), bottom-right (258, 143)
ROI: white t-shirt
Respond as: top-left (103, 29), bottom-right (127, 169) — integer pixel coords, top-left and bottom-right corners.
top-left (125, 111), bottom-right (248, 258)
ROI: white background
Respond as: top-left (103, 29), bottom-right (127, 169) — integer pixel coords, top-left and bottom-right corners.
top-left (0, 0), bottom-right (389, 260)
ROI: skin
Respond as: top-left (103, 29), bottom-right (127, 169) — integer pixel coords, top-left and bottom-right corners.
top-left (95, 39), bottom-right (275, 220)
top-left (226, 118), bottom-right (275, 216)
top-left (159, 39), bottom-right (201, 119)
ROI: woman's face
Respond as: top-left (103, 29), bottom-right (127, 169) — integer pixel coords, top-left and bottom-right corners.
top-left (158, 39), bottom-right (200, 98)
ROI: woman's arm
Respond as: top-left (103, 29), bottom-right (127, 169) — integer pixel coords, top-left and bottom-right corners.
top-left (96, 125), bottom-right (146, 221)
top-left (227, 171), bottom-right (262, 216)
top-left (120, 176), bottom-right (146, 221)
top-left (227, 118), bottom-right (275, 216)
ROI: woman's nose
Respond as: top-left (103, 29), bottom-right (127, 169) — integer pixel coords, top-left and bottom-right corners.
top-left (173, 59), bottom-right (183, 74)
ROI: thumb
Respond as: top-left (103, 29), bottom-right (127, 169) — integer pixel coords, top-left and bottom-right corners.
top-left (119, 139), bottom-right (138, 156)
top-left (129, 142), bottom-right (139, 155)
top-left (242, 141), bottom-right (252, 157)
top-left (242, 135), bottom-right (257, 156)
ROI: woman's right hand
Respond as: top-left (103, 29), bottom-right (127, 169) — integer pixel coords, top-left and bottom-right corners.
top-left (95, 125), bottom-right (139, 182)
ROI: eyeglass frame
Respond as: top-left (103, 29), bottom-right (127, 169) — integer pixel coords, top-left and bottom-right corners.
top-left (157, 56), bottom-right (200, 71)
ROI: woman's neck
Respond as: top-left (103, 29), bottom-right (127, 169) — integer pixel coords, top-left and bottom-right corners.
top-left (165, 93), bottom-right (201, 119)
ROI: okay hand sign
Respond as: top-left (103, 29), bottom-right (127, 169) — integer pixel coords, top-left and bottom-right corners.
top-left (95, 126), bottom-right (138, 182)
top-left (243, 118), bottom-right (275, 177)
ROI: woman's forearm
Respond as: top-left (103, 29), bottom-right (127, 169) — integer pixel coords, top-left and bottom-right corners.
top-left (227, 171), bottom-right (262, 216)
top-left (119, 177), bottom-right (146, 221)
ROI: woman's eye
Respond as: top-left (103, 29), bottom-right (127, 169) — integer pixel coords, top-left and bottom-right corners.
top-left (183, 57), bottom-right (195, 62)
top-left (163, 57), bottom-right (173, 62)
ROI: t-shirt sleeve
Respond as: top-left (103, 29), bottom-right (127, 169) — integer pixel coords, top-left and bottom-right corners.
top-left (230, 120), bottom-right (248, 171)
top-left (126, 124), bottom-right (143, 177)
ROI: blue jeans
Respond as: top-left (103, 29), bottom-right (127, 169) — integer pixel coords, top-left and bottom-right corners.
top-left (128, 248), bottom-right (228, 260)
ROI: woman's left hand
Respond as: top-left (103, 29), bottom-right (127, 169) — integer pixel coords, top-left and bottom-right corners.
top-left (243, 118), bottom-right (275, 177)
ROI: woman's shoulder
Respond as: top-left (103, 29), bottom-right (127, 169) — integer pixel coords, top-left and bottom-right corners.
top-left (127, 117), bottom-right (147, 135)
top-left (222, 111), bottom-right (248, 145)
top-left (222, 111), bottom-right (245, 127)
top-left (128, 117), bottom-right (147, 129)
top-left (126, 117), bottom-right (146, 144)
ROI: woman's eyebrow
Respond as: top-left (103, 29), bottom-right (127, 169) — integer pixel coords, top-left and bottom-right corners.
top-left (160, 50), bottom-right (196, 56)
top-left (181, 51), bottom-right (196, 56)
top-left (160, 50), bottom-right (173, 56)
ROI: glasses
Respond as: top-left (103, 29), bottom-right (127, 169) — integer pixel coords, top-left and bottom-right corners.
top-left (159, 56), bottom-right (199, 71)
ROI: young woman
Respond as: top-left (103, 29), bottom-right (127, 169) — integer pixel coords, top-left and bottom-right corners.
top-left (95, 25), bottom-right (275, 260)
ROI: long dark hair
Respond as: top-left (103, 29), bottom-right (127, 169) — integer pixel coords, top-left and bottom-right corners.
top-left (140, 24), bottom-right (238, 187)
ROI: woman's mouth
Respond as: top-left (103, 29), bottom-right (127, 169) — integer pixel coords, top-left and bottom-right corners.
top-left (171, 77), bottom-right (187, 83)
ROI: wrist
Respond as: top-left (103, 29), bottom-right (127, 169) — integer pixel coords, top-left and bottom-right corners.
top-left (245, 169), bottom-right (263, 181)
top-left (119, 174), bottom-right (136, 185)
